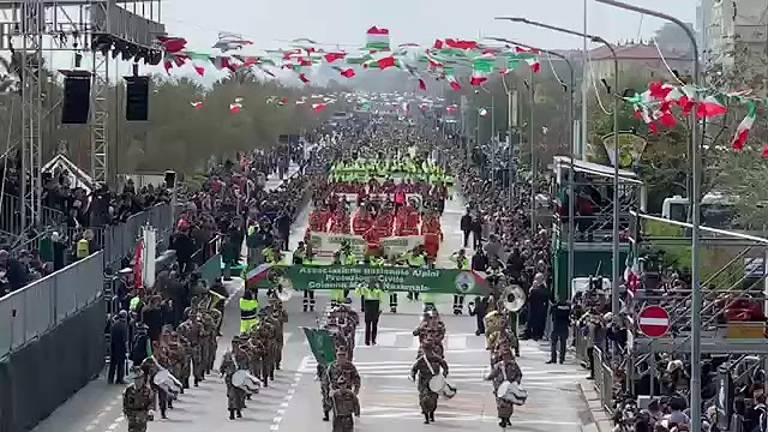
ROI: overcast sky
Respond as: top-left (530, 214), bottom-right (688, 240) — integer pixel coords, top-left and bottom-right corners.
top-left (162, 0), bottom-right (698, 53)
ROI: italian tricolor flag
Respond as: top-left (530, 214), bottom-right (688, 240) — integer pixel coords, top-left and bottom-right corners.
top-left (366, 26), bottom-right (390, 51)
top-left (696, 96), bottom-right (728, 120)
top-left (731, 101), bottom-right (757, 151)
top-left (511, 47), bottom-right (541, 73)
top-left (470, 55), bottom-right (495, 87)
top-left (444, 68), bottom-right (462, 92)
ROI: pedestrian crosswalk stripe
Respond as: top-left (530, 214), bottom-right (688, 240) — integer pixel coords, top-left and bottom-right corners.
top-left (447, 335), bottom-right (467, 349)
top-left (410, 336), bottom-right (420, 349)
top-left (376, 332), bottom-right (397, 346)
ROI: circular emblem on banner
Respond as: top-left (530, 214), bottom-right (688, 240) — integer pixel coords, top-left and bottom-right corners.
top-left (454, 271), bottom-right (476, 294)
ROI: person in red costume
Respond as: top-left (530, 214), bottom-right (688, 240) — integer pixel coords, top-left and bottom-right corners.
top-left (352, 208), bottom-right (373, 236)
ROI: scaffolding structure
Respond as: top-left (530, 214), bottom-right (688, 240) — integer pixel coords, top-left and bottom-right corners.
top-left (0, 0), bottom-right (164, 235)
top-left (549, 156), bottom-right (646, 300)
top-left (619, 211), bottom-right (768, 424)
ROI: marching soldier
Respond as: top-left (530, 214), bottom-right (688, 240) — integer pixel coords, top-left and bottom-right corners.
top-left (322, 349), bottom-right (360, 421)
top-left (140, 355), bottom-right (168, 419)
top-left (200, 311), bottom-right (217, 374)
top-left (410, 341), bottom-right (449, 424)
top-left (257, 312), bottom-right (277, 384)
top-left (486, 347), bottom-right (523, 428)
top-left (330, 376), bottom-right (361, 432)
top-left (267, 298), bottom-right (288, 369)
top-left (177, 309), bottom-right (204, 387)
top-left (326, 349), bottom-right (361, 394)
top-left (219, 338), bottom-right (246, 420)
top-left (123, 367), bottom-right (153, 432)
top-left (165, 332), bottom-right (186, 395)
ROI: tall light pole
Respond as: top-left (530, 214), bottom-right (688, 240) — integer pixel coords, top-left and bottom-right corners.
top-left (487, 36), bottom-right (576, 300)
top-left (526, 70), bottom-right (536, 232)
top-left (496, 16), bottom-right (621, 316)
top-left (594, 2), bottom-right (701, 428)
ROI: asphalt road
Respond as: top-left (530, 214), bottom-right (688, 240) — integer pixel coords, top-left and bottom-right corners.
top-left (31, 186), bottom-right (595, 432)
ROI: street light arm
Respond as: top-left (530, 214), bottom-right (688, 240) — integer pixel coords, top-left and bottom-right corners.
top-left (495, 16), bottom-right (601, 42)
top-left (485, 36), bottom-right (574, 92)
top-left (593, 0), bottom-right (699, 63)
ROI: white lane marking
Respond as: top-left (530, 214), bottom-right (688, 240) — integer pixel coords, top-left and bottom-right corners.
top-left (410, 336), bottom-right (420, 349)
top-left (270, 355), bottom-right (307, 431)
top-left (447, 335), bottom-right (468, 350)
top-left (377, 332), bottom-right (398, 346)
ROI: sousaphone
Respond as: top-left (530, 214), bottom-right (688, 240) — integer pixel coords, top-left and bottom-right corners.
top-left (503, 284), bottom-right (526, 312)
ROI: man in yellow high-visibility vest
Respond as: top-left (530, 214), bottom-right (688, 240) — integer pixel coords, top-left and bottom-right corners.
top-left (239, 289), bottom-right (260, 334)
top-left (356, 280), bottom-right (385, 345)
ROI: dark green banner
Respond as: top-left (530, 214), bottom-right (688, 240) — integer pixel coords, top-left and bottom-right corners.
top-left (301, 327), bottom-right (336, 366)
top-left (272, 264), bottom-right (489, 295)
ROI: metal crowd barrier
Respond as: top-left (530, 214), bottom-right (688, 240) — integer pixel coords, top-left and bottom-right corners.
top-left (90, 203), bottom-right (173, 267)
top-left (0, 252), bottom-right (104, 359)
top-left (573, 326), bottom-right (589, 365)
top-left (592, 347), bottom-right (615, 414)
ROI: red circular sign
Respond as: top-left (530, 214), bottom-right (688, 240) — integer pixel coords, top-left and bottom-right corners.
top-left (638, 306), bottom-right (670, 338)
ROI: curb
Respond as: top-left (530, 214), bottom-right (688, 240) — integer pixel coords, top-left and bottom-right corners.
top-left (577, 381), bottom-right (613, 432)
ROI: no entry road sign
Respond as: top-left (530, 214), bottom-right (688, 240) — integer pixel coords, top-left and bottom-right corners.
top-left (638, 306), bottom-right (670, 338)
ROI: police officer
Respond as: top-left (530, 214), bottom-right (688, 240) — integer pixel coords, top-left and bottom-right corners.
top-left (405, 246), bottom-right (426, 301)
top-left (294, 241), bottom-right (316, 312)
top-left (547, 299), bottom-right (571, 364)
top-left (452, 249), bottom-right (470, 315)
top-left (357, 279), bottom-right (384, 345)
top-left (239, 289), bottom-right (259, 334)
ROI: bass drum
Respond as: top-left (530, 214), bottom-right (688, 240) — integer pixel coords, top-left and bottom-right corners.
top-left (497, 381), bottom-right (528, 405)
top-left (428, 374), bottom-right (446, 393)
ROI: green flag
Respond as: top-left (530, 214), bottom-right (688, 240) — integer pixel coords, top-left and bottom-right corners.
top-left (301, 327), bottom-right (336, 366)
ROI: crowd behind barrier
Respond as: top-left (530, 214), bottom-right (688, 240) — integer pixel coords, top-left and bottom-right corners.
top-left (0, 252), bottom-right (104, 359)
top-left (0, 202), bottom-right (174, 297)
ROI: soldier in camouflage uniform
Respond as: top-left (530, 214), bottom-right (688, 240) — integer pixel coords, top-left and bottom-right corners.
top-left (176, 330), bottom-right (192, 390)
top-left (256, 314), bottom-right (276, 384)
top-left (410, 341), bottom-right (449, 424)
top-left (330, 376), bottom-right (360, 432)
top-left (123, 367), bottom-right (152, 432)
top-left (199, 311), bottom-right (216, 375)
top-left (177, 309), bottom-right (204, 387)
top-left (165, 332), bottom-right (186, 395)
top-left (321, 349), bottom-right (360, 422)
top-left (268, 298), bottom-right (288, 369)
top-left (485, 347), bottom-right (523, 428)
top-left (219, 337), bottom-right (246, 420)
top-left (246, 330), bottom-right (268, 387)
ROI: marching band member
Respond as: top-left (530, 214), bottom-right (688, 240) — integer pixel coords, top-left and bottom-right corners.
top-left (219, 337), bottom-right (247, 420)
top-left (123, 367), bottom-right (152, 432)
top-left (486, 347), bottom-right (523, 428)
top-left (410, 340), bottom-right (449, 424)
top-left (330, 376), bottom-right (361, 432)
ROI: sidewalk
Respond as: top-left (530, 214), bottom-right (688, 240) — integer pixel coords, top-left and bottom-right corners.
top-left (578, 379), bottom-right (613, 432)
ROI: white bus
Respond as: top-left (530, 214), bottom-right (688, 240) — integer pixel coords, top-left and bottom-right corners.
top-left (661, 193), bottom-right (740, 229)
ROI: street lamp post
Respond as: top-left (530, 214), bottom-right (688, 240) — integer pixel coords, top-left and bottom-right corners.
top-left (528, 70), bottom-right (536, 233)
top-left (495, 16), bottom-right (621, 316)
top-left (593, 2), bottom-right (701, 428)
top-left (487, 36), bottom-right (576, 300)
